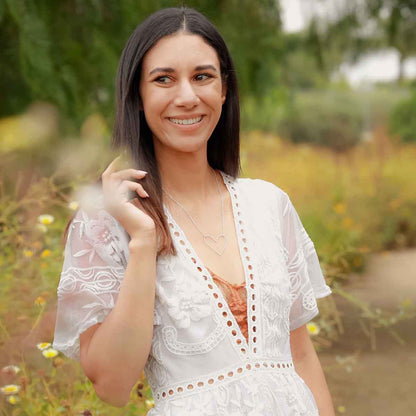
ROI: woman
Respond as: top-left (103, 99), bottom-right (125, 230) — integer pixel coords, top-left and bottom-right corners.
top-left (53, 7), bottom-right (335, 415)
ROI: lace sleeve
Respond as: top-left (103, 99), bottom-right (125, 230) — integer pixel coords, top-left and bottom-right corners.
top-left (52, 202), bottom-right (130, 361)
top-left (280, 192), bottom-right (332, 331)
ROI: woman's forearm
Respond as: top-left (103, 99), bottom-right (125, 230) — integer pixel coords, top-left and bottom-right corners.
top-left (81, 237), bottom-right (157, 406)
top-left (293, 347), bottom-right (336, 416)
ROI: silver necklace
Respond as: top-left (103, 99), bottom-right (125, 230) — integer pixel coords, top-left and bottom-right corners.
top-left (162, 169), bottom-right (228, 256)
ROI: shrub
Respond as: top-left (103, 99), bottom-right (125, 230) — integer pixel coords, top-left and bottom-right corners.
top-left (389, 89), bottom-right (416, 143)
top-left (278, 90), bottom-right (364, 152)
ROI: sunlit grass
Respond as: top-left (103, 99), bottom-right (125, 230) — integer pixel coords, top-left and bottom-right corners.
top-left (241, 130), bottom-right (416, 266)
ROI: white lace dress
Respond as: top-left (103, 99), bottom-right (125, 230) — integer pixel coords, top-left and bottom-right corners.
top-left (53, 172), bottom-right (332, 416)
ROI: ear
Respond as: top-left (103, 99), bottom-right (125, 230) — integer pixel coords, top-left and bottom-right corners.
top-left (221, 82), bottom-right (227, 105)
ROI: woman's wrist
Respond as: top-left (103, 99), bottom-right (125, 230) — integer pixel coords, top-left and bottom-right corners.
top-left (128, 233), bottom-right (157, 252)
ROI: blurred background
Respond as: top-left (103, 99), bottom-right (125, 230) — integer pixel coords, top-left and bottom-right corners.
top-left (1, 0), bottom-right (415, 415)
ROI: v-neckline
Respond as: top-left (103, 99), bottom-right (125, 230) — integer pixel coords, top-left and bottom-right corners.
top-left (163, 171), bottom-right (259, 358)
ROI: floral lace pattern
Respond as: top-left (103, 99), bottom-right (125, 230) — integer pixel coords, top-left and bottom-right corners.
top-left (53, 207), bottom-right (129, 360)
top-left (71, 209), bottom-right (128, 268)
top-left (155, 256), bottom-right (213, 329)
top-left (53, 176), bottom-right (332, 415)
top-left (280, 190), bottom-right (332, 331)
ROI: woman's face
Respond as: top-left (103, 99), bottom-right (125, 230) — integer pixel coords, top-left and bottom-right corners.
top-left (139, 33), bottom-right (227, 157)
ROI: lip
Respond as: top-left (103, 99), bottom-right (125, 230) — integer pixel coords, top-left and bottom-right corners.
top-left (167, 114), bottom-right (205, 120)
top-left (166, 115), bottom-right (205, 131)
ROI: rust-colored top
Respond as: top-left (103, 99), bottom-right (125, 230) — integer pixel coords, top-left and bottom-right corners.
top-left (206, 267), bottom-right (248, 343)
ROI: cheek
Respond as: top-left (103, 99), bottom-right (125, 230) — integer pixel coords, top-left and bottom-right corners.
top-left (142, 91), bottom-right (167, 119)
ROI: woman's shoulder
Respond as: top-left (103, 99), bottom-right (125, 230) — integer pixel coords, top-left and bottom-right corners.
top-left (231, 174), bottom-right (288, 202)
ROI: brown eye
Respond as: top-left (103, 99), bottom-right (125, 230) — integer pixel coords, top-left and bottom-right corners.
top-left (154, 76), bottom-right (171, 84)
top-left (195, 73), bottom-right (213, 81)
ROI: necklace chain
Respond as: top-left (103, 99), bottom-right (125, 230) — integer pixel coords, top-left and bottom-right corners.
top-left (162, 168), bottom-right (228, 256)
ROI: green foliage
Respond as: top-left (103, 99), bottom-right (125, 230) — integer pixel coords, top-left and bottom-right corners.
top-left (389, 89), bottom-right (416, 143)
top-left (1, 0), bottom-right (284, 132)
top-left (277, 90), bottom-right (364, 152)
top-left (241, 86), bottom-right (289, 132)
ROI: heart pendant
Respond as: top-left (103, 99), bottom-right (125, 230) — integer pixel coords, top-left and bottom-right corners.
top-left (203, 234), bottom-right (227, 256)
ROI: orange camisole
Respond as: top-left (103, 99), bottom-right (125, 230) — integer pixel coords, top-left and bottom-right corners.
top-left (206, 267), bottom-right (248, 343)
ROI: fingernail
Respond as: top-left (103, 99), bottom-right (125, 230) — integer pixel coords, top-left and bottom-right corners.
top-left (144, 191), bottom-right (150, 198)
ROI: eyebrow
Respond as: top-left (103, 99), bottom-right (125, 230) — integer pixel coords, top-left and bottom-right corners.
top-left (148, 65), bottom-right (218, 76)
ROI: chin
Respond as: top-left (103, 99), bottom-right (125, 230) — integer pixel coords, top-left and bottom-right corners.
top-left (174, 141), bottom-right (207, 154)
top-left (161, 135), bottom-right (209, 153)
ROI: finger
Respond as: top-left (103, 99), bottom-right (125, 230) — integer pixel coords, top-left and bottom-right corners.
top-left (102, 155), bottom-right (124, 177)
top-left (111, 169), bottom-right (148, 181)
top-left (119, 180), bottom-right (149, 199)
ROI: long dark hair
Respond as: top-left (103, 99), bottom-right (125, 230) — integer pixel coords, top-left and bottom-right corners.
top-left (65, 7), bottom-right (241, 255)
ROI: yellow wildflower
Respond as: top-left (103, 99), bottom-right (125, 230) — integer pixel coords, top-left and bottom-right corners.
top-left (37, 342), bottom-right (51, 350)
top-left (306, 322), bottom-right (320, 336)
top-left (6, 395), bottom-right (20, 404)
top-left (333, 202), bottom-right (346, 215)
top-left (34, 296), bottom-right (46, 306)
top-left (1, 384), bottom-right (21, 395)
top-left (337, 405), bottom-right (346, 413)
top-left (40, 249), bottom-right (51, 258)
top-left (1, 365), bottom-right (20, 376)
top-left (23, 249), bottom-right (34, 258)
top-left (68, 201), bottom-right (79, 211)
top-left (401, 297), bottom-right (412, 308)
top-left (42, 348), bottom-right (59, 359)
top-left (37, 214), bottom-right (54, 225)
top-left (341, 217), bottom-right (354, 229)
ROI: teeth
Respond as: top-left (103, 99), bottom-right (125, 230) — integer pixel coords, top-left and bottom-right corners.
top-left (169, 116), bottom-right (202, 125)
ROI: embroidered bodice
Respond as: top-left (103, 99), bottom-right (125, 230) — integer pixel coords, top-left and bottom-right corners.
top-left (53, 172), bottom-right (332, 416)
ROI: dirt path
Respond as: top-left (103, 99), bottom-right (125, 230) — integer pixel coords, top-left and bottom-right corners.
top-left (318, 249), bottom-right (416, 416)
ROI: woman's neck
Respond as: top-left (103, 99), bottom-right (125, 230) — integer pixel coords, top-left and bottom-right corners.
top-left (157, 150), bottom-right (219, 208)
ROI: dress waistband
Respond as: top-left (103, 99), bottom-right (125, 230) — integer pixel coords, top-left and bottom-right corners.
top-left (153, 357), bottom-right (295, 402)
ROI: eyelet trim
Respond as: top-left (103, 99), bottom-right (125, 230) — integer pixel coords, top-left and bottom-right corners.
top-left (221, 172), bottom-right (259, 355)
top-left (154, 358), bottom-right (295, 401)
top-left (164, 172), bottom-right (259, 357)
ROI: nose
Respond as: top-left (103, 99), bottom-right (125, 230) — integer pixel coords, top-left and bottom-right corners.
top-left (173, 80), bottom-right (200, 108)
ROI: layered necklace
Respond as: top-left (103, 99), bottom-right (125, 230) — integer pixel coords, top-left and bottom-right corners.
top-left (162, 168), bottom-right (228, 256)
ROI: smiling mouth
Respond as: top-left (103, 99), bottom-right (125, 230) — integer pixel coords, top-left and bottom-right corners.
top-left (168, 116), bottom-right (203, 125)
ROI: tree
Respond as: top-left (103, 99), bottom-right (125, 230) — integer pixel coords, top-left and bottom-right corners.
top-left (1, 0), bottom-right (285, 131)
top-left (299, 0), bottom-right (416, 84)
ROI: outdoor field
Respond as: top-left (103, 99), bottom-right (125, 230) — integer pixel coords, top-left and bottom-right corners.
top-left (1, 1), bottom-right (416, 415)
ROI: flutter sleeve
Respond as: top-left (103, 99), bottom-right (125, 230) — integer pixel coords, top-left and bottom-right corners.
top-left (280, 191), bottom-right (332, 331)
top-left (52, 189), bottom-right (130, 361)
